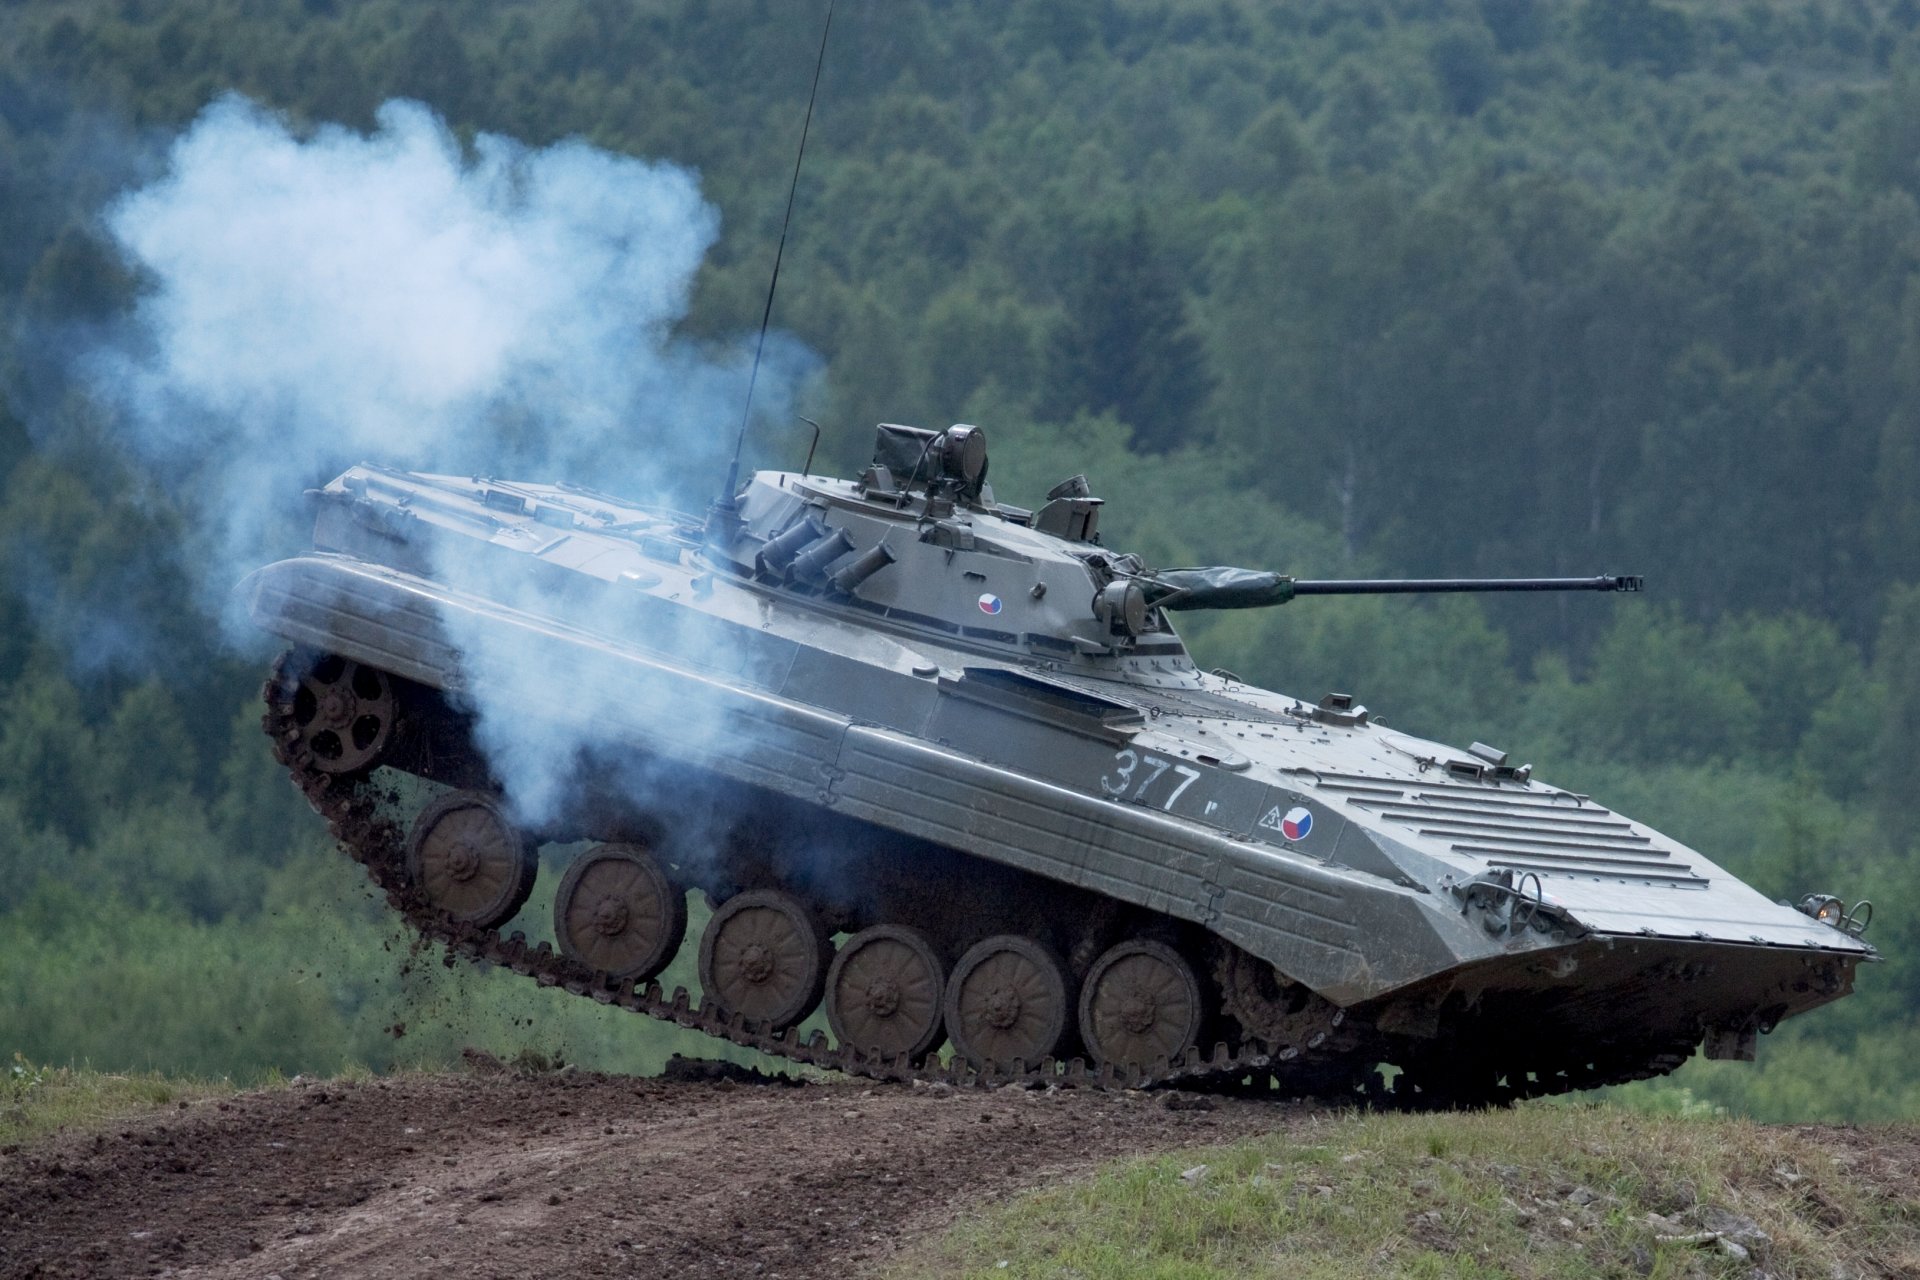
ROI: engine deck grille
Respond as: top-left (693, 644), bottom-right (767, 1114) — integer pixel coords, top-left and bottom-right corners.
top-left (1338, 781), bottom-right (1707, 886)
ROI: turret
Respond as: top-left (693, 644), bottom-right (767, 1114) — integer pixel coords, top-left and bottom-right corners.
top-left (718, 423), bottom-right (1642, 657)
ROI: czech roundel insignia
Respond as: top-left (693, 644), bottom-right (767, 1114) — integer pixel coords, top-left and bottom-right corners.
top-left (977, 593), bottom-right (1003, 615)
top-left (1281, 806), bottom-right (1312, 841)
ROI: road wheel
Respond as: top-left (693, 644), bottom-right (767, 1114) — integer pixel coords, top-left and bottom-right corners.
top-left (826, 924), bottom-right (946, 1060)
top-left (698, 889), bottom-right (830, 1030)
top-left (405, 790), bottom-right (537, 928)
top-left (1078, 939), bottom-right (1205, 1072)
top-left (944, 935), bottom-right (1072, 1070)
top-left (553, 842), bottom-right (686, 982)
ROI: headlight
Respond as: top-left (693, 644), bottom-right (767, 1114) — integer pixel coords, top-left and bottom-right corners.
top-left (1796, 894), bottom-right (1873, 937)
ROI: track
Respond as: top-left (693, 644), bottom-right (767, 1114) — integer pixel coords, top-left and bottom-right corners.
top-left (262, 651), bottom-right (1694, 1108)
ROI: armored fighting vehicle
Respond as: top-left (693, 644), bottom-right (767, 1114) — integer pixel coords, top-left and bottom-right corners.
top-left (242, 422), bottom-right (1875, 1104)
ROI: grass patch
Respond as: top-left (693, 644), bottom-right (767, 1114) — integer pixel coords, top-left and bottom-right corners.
top-left (0, 1053), bottom-right (247, 1149)
top-left (897, 1103), bottom-right (1920, 1279)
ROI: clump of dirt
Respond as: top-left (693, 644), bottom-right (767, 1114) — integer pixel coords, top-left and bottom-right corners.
top-left (0, 1069), bottom-right (1291, 1279)
top-left (658, 1054), bottom-right (807, 1087)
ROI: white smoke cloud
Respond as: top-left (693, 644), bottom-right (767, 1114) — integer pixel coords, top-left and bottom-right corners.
top-left (93, 94), bottom-right (807, 601)
top-left (83, 94), bottom-right (818, 825)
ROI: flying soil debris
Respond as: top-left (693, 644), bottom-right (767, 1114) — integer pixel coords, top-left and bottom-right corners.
top-left (240, 419), bottom-right (1876, 1105)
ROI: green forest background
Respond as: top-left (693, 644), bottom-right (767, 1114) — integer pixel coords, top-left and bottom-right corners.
top-left (1, 0), bottom-right (1917, 1120)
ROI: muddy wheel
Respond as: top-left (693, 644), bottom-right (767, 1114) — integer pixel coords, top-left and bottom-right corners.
top-left (826, 925), bottom-right (946, 1060)
top-left (404, 790), bottom-right (537, 928)
top-left (288, 653), bottom-right (396, 774)
top-left (1078, 940), bottom-right (1205, 1072)
top-left (944, 935), bottom-right (1072, 1070)
top-left (553, 842), bottom-right (687, 983)
top-left (698, 890), bottom-right (830, 1030)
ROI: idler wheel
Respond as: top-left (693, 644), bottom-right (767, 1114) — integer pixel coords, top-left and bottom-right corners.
top-left (287, 653), bottom-right (396, 774)
top-left (943, 935), bottom-right (1072, 1070)
top-left (825, 924), bottom-right (946, 1060)
top-left (698, 889), bottom-right (831, 1030)
top-left (1078, 939), bottom-right (1205, 1072)
top-left (404, 790), bottom-right (538, 928)
top-left (553, 842), bottom-right (687, 983)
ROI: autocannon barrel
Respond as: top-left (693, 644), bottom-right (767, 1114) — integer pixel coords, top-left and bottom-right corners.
top-left (1291, 574), bottom-right (1643, 596)
top-left (1148, 567), bottom-right (1641, 611)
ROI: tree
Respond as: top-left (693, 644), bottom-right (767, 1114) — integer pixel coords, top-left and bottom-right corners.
top-left (17, 225), bottom-right (136, 327)
top-left (911, 284), bottom-right (1038, 421)
top-left (95, 681), bottom-right (200, 815)
top-left (1545, 608), bottom-right (1763, 766)
top-left (1234, 101), bottom-right (1315, 193)
top-left (1869, 584), bottom-right (1920, 837)
top-left (1316, 64), bottom-right (1397, 174)
top-left (391, 8), bottom-right (475, 121)
top-left (1480, 0), bottom-right (1545, 54)
top-left (1852, 63), bottom-right (1920, 200)
top-left (1042, 213), bottom-right (1213, 454)
top-left (1871, 274), bottom-right (1920, 590)
top-left (1430, 23), bottom-right (1501, 117)
top-left (0, 666), bottom-right (97, 842)
top-left (1576, 0), bottom-right (1696, 76)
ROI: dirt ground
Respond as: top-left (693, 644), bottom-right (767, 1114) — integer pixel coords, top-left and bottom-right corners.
top-left (0, 1063), bottom-right (1294, 1279)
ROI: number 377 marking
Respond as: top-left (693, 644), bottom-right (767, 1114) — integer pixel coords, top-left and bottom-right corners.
top-left (1099, 749), bottom-right (1202, 810)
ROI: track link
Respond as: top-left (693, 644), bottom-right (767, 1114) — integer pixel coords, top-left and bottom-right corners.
top-left (262, 652), bottom-right (1694, 1107)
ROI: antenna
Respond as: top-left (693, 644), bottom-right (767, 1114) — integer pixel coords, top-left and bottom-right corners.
top-left (798, 415), bottom-right (823, 476)
top-left (711, 0), bottom-right (835, 532)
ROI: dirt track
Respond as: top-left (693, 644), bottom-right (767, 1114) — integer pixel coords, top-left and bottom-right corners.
top-left (0, 1065), bottom-right (1292, 1279)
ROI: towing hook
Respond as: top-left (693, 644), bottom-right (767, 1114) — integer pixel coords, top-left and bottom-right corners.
top-left (1450, 868), bottom-right (1549, 938)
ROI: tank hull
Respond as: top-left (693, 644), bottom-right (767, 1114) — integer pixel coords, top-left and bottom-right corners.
top-left (241, 539), bottom-right (1867, 1059)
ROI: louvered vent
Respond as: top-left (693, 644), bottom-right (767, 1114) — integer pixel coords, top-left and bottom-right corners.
top-left (1335, 780), bottom-right (1707, 886)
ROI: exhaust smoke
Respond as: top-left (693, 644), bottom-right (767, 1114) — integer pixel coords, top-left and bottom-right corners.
top-left (74, 93), bottom-right (817, 826)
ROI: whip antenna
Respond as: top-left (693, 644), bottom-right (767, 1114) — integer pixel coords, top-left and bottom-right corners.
top-left (713, 0), bottom-right (835, 526)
